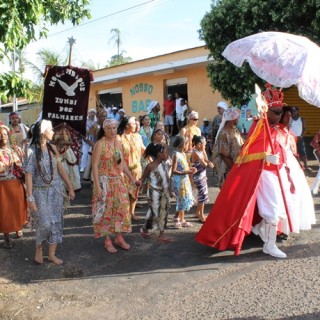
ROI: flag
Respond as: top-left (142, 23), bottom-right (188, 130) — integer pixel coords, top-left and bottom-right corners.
top-left (42, 65), bottom-right (93, 136)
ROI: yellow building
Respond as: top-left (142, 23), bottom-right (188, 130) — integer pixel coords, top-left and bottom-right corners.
top-left (90, 46), bottom-right (224, 124)
top-left (90, 45), bottom-right (320, 137)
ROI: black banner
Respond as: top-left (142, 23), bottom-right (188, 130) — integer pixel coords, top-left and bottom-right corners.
top-left (42, 65), bottom-right (93, 136)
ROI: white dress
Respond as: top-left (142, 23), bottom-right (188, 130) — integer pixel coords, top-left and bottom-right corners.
top-left (284, 130), bottom-right (315, 231)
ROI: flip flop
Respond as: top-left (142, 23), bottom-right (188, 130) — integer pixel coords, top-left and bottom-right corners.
top-left (140, 227), bottom-right (151, 239)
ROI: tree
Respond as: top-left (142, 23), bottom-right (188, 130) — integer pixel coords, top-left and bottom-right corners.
top-left (107, 28), bottom-right (132, 67)
top-left (0, 0), bottom-right (91, 102)
top-left (200, 0), bottom-right (320, 106)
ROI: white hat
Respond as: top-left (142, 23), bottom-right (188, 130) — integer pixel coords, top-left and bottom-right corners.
top-left (147, 101), bottom-right (159, 113)
top-left (203, 118), bottom-right (209, 121)
top-left (217, 101), bottom-right (228, 110)
top-left (118, 108), bottom-right (125, 114)
top-left (112, 107), bottom-right (118, 111)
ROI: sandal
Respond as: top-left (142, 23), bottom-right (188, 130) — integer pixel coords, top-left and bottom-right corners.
top-left (114, 236), bottom-right (130, 250)
top-left (140, 227), bottom-right (151, 239)
top-left (181, 220), bottom-right (193, 228)
top-left (173, 218), bottom-right (182, 229)
top-left (104, 239), bottom-right (117, 253)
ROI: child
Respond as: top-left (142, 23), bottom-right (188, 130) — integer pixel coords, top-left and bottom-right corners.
top-left (171, 136), bottom-right (196, 228)
top-left (139, 143), bottom-right (172, 243)
top-left (190, 135), bottom-right (214, 222)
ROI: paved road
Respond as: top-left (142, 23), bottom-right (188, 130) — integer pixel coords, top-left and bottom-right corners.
top-left (0, 163), bottom-right (319, 320)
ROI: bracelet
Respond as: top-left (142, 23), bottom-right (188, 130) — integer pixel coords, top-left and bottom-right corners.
top-left (27, 195), bottom-right (35, 202)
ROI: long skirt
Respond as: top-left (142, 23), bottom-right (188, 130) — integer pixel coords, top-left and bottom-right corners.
top-left (0, 179), bottom-right (27, 233)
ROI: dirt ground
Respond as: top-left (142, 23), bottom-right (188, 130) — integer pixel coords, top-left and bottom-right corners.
top-left (0, 163), bottom-right (320, 320)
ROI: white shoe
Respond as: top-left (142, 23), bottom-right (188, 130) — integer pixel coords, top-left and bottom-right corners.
top-left (80, 168), bottom-right (85, 173)
top-left (263, 244), bottom-right (287, 258)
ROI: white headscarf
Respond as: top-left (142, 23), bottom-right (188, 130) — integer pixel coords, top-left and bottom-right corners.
top-left (40, 119), bottom-right (52, 134)
top-left (147, 101), bottom-right (159, 113)
top-left (217, 101), bottom-right (228, 110)
top-left (187, 111), bottom-right (199, 121)
top-left (215, 108), bottom-right (240, 142)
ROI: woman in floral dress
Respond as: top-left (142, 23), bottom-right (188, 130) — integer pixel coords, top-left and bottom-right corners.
top-left (117, 116), bottom-right (144, 221)
top-left (92, 118), bottom-right (141, 253)
top-left (25, 120), bottom-right (75, 265)
top-left (0, 125), bottom-right (27, 248)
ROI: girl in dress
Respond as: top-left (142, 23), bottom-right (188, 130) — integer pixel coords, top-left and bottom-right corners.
top-left (190, 135), bottom-right (214, 223)
top-left (25, 120), bottom-right (75, 265)
top-left (139, 115), bottom-right (153, 147)
top-left (171, 136), bottom-right (196, 228)
top-left (139, 143), bottom-right (172, 243)
top-left (92, 118), bottom-right (141, 253)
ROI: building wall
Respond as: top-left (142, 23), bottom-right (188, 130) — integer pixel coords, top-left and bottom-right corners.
top-left (90, 47), bottom-right (225, 123)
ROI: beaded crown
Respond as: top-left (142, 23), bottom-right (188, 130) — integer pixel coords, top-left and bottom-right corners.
top-left (261, 83), bottom-right (285, 108)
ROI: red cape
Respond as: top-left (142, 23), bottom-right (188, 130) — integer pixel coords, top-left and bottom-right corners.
top-left (195, 117), bottom-right (284, 255)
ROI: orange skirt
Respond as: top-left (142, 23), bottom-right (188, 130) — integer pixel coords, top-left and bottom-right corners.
top-left (0, 179), bottom-right (27, 233)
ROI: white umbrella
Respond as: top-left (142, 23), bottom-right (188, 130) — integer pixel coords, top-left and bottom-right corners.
top-left (222, 31), bottom-right (320, 107)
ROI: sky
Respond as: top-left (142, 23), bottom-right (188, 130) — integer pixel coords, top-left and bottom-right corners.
top-left (0, 0), bottom-right (213, 78)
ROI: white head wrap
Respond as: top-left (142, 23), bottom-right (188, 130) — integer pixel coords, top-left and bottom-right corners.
top-left (215, 108), bottom-right (240, 142)
top-left (40, 119), bottom-right (52, 134)
top-left (103, 118), bottom-right (118, 128)
top-left (127, 116), bottom-right (136, 124)
top-left (147, 101), bottom-right (159, 113)
top-left (118, 108), bottom-right (125, 114)
top-left (217, 101), bottom-right (228, 110)
top-left (88, 108), bottom-right (96, 114)
top-left (187, 111), bottom-right (199, 121)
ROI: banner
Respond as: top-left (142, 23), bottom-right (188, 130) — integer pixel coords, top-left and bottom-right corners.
top-left (42, 65), bottom-right (93, 136)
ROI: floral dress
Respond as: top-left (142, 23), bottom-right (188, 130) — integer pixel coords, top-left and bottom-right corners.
top-left (24, 146), bottom-right (64, 246)
top-left (212, 127), bottom-right (243, 188)
top-left (92, 137), bottom-right (131, 237)
top-left (171, 151), bottom-right (194, 211)
top-left (119, 133), bottom-right (142, 199)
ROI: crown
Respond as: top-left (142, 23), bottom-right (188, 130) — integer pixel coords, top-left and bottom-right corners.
top-left (261, 83), bottom-right (285, 108)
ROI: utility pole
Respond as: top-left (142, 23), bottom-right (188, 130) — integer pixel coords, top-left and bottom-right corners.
top-left (11, 49), bottom-right (17, 112)
top-left (67, 36), bottom-right (76, 66)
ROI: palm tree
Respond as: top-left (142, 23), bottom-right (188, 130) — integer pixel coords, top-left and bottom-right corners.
top-left (25, 49), bottom-right (67, 102)
top-left (109, 28), bottom-right (122, 57)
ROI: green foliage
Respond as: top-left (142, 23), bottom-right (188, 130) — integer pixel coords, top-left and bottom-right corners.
top-left (0, 0), bottom-right (91, 103)
top-left (108, 54), bottom-right (133, 67)
top-left (0, 0), bottom-right (91, 53)
top-left (201, 0), bottom-right (320, 106)
top-left (0, 72), bottom-right (34, 102)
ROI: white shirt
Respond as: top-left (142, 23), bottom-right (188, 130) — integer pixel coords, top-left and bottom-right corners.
top-left (175, 98), bottom-right (183, 114)
top-left (290, 117), bottom-right (303, 136)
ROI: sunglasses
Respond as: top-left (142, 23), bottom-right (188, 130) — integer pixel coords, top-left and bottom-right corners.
top-left (192, 118), bottom-right (199, 121)
top-left (269, 109), bottom-right (283, 115)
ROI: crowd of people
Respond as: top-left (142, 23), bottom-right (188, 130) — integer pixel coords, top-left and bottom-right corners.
top-left (0, 87), bottom-right (318, 264)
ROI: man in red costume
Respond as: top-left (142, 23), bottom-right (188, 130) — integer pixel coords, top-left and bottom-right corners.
top-left (195, 84), bottom-right (293, 259)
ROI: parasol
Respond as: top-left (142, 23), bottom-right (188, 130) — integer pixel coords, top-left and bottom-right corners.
top-left (222, 31), bottom-right (320, 107)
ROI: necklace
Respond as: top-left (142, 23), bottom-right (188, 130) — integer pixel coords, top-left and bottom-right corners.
top-left (36, 144), bottom-right (54, 185)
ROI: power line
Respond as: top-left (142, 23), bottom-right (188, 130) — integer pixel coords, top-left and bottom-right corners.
top-left (49, 0), bottom-right (156, 37)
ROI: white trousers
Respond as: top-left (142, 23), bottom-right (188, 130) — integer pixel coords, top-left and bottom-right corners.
top-left (256, 167), bottom-right (293, 225)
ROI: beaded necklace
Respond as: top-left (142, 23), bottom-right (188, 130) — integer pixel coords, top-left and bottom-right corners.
top-left (36, 143), bottom-right (54, 185)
